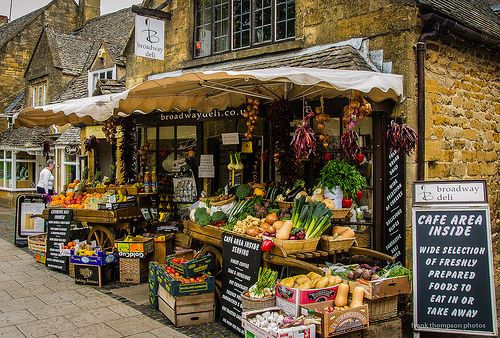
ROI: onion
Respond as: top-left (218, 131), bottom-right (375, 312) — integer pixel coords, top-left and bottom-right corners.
top-left (265, 213), bottom-right (279, 225)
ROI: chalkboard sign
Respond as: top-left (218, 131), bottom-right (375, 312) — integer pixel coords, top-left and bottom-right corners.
top-left (45, 209), bottom-right (72, 272)
top-left (413, 207), bottom-right (497, 336)
top-left (15, 194), bottom-right (46, 246)
top-left (383, 149), bottom-right (405, 263)
top-left (220, 233), bottom-right (262, 335)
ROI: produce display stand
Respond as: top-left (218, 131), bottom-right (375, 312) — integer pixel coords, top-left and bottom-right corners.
top-left (183, 220), bottom-right (394, 278)
top-left (42, 207), bottom-right (144, 250)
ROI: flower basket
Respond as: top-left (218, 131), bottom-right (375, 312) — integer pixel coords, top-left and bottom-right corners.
top-left (241, 293), bottom-right (276, 311)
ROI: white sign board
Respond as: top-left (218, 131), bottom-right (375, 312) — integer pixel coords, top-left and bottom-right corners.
top-left (198, 166), bottom-right (215, 178)
top-left (135, 15), bottom-right (164, 60)
top-left (222, 133), bottom-right (239, 145)
top-left (200, 155), bottom-right (214, 166)
top-left (413, 180), bottom-right (487, 205)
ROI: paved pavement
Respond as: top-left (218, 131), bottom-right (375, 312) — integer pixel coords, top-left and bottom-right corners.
top-left (0, 206), bottom-right (237, 338)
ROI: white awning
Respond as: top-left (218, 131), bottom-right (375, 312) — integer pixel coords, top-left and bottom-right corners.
top-left (14, 67), bottom-right (404, 128)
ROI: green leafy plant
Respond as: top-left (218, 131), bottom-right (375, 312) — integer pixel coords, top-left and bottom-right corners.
top-left (318, 159), bottom-right (366, 198)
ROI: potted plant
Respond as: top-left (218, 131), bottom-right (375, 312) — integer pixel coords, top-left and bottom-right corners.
top-left (318, 159), bottom-right (367, 208)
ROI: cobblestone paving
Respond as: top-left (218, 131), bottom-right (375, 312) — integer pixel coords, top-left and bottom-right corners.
top-left (0, 206), bottom-right (237, 337)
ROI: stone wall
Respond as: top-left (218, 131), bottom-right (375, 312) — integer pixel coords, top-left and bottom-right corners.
top-left (424, 38), bottom-right (500, 282)
top-left (0, 0), bottom-right (78, 114)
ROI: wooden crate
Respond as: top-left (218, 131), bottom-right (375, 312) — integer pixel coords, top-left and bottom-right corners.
top-left (158, 285), bottom-right (214, 327)
top-left (28, 233), bottom-right (46, 252)
top-left (119, 256), bottom-right (150, 283)
top-left (349, 276), bottom-right (411, 300)
top-left (154, 235), bottom-right (175, 265)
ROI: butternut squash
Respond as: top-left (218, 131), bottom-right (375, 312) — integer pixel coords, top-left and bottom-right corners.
top-left (273, 221), bottom-right (284, 230)
top-left (340, 228), bottom-right (355, 239)
top-left (335, 283), bottom-right (349, 307)
top-left (331, 226), bottom-right (348, 238)
top-left (276, 220), bottom-right (293, 239)
top-left (350, 286), bottom-right (365, 308)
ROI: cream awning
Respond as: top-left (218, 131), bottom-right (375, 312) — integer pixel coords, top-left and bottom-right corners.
top-left (14, 67), bottom-right (404, 128)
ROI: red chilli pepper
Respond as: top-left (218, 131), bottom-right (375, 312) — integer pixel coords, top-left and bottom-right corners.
top-left (261, 239), bottom-right (275, 252)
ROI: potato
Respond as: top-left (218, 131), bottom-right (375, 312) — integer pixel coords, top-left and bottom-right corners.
top-left (280, 277), bottom-right (294, 288)
top-left (295, 275), bottom-right (310, 284)
top-left (333, 276), bottom-right (343, 284)
top-left (307, 272), bottom-right (322, 280)
top-left (327, 276), bottom-right (338, 287)
top-left (298, 280), bottom-right (314, 289)
top-left (314, 277), bottom-right (329, 289)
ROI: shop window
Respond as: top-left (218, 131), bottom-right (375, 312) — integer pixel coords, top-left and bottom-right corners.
top-left (16, 152), bottom-right (36, 189)
top-left (31, 81), bottom-right (47, 106)
top-left (88, 67), bottom-right (115, 96)
top-left (194, 0), bottom-right (295, 57)
top-left (61, 152), bottom-right (79, 188)
top-left (0, 151), bottom-right (13, 189)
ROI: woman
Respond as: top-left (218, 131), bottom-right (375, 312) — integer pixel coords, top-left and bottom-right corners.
top-left (37, 159), bottom-right (55, 195)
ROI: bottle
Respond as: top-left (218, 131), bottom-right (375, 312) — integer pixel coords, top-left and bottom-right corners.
top-left (144, 171), bottom-right (151, 193)
top-left (151, 172), bottom-right (158, 193)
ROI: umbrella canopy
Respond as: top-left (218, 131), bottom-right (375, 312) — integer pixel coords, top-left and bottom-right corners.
top-left (14, 67), bottom-right (404, 128)
top-left (13, 94), bottom-right (116, 128)
top-left (114, 67), bottom-right (404, 115)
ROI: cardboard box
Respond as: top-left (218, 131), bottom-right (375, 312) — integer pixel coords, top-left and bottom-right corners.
top-left (242, 307), bottom-right (316, 338)
top-left (166, 251), bottom-right (214, 278)
top-left (156, 265), bottom-right (214, 297)
top-left (115, 237), bottom-right (154, 258)
top-left (74, 263), bottom-right (114, 287)
top-left (348, 276), bottom-right (410, 300)
top-left (276, 283), bottom-right (339, 317)
top-left (70, 250), bottom-right (116, 266)
top-left (301, 301), bottom-right (369, 337)
top-left (157, 285), bottom-right (215, 327)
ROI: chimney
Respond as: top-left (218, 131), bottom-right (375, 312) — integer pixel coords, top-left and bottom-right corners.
top-left (0, 15), bottom-right (8, 26)
top-left (79, 0), bottom-right (100, 27)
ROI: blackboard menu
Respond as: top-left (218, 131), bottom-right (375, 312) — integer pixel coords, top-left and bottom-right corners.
top-left (221, 233), bottom-right (262, 335)
top-left (413, 207), bottom-right (496, 335)
top-left (45, 209), bottom-right (72, 272)
top-left (383, 148), bottom-right (405, 263)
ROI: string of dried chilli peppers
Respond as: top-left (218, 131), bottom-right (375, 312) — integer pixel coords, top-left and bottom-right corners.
top-left (291, 112), bottom-right (317, 160)
top-left (387, 119), bottom-right (418, 155)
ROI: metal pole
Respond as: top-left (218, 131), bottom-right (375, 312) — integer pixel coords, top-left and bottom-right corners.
top-left (8, 0), bottom-right (13, 21)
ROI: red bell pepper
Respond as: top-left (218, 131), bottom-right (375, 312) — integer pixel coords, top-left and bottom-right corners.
top-left (261, 239), bottom-right (275, 252)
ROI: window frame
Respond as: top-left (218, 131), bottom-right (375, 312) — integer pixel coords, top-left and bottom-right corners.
top-left (31, 81), bottom-right (47, 107)
top-left (0, 150), bottom-right (38, 192)
top-left (193, 0), bottom-right (295, 58)
top-left (59, 149), bottom-right (80, 189)
top-left (87, 66), bottom-right (116, 97)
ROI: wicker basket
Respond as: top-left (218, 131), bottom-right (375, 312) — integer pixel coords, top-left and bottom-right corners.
top-left (86, 187), bottom-right (96, 193)
top-left (273, 237), bottom-right (320, 254)
top-left (319, 236), bottom-right (355, 254)
top-left (119, 257), bottom-right (150, 283)
top-left (126, 186), bottom-right (138, 195)
top-left (28, 233), bottom-right (46, 252)
top-left (367, 295), bottom-right (398, 322)
top-left (95, 187), bottom-right (106, 193)
top-left (241, 293), bottom-right (276, 311)
top-left (331, 208), bottom-right (351, 219)
top-left (277, 201), bottom-right (292, 209)
top-left (355, 229), bottom-right (371, 248)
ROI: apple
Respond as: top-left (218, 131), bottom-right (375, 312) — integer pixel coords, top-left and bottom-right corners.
top-left (342, 197), bottom-right (353, 208)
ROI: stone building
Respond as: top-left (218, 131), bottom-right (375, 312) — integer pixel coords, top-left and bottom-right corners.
top-left (121, 0), bottom-right (499, 270)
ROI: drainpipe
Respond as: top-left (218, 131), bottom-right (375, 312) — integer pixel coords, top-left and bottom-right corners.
top-left (416, 26), bottom-right (438, 181)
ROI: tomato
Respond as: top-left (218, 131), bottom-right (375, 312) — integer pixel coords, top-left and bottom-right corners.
top-left (174, 272), bottom-right (180, 278)
top-left (195, 277), bottom-right (202, 282)
top-left (189, 278), bottom-right (195, 283)
top-left (171, 258), bottom-right (178, 264)
top-left (356, 191), bottom-right (363, 200)
top-left (342, 197), bottom-right (353, 208)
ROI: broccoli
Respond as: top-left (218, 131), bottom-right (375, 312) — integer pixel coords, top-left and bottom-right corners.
top-left (194, 207), bottom-right (211, 226)
top-left (211, 211), bottom-right (227, 223)
top-left (235, 184), bottom-right (252, 200)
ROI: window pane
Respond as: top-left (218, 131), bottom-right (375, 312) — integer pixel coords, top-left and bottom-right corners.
top-left (99, 72), bottom-right (106, 79)
top-left (17, 151), bottom-right (34, 160)
top-left (106, 71), bottom-right (113, 79)
top-left (276, 0), bottom-right (295, 40)
top-left (233, 0), bottom-right (251, 49)
top-left (65, 165), bottom-right (76, 184)
top-left (5, 151), bottom-right (11, 159)
top-left (214, 0), bottom-right (229, 52)
top-left (16, 162), bottom-right (35, 188)
top-left (0, 161), bottom-right (4, 187)
top-left (195, 0), bottom-right (213, 57)
top-left (254, 0), bottom-right (272, 44)
top-left (6, 162), bottom-right (11, 187)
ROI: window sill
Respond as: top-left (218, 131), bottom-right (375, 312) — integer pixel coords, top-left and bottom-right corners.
top-left (185, 38), bottom-right (304, 70)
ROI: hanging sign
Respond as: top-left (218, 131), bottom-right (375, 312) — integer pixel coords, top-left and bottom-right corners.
top-left (64, 145), bottom-right (80, 156)
top-left (383, 149), bottom-right (405, 263)
top-left (222, 133), bottom-right (239, 145)
top-left (413, 180), bottom-right (487, 205)
top-left (45, 209), bottom-right (72, 272)
top-left (135, 15), bottom-right (164, 60)
top-left (221, 233), bottom-right (262, 334)
top-left (412, 181), bottom-right (496, 336)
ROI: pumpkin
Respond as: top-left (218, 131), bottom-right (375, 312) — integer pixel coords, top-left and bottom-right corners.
top-left (350, 286), bottom-right (365, 308)
top-left (335, 283), bottom-right (349, 307)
